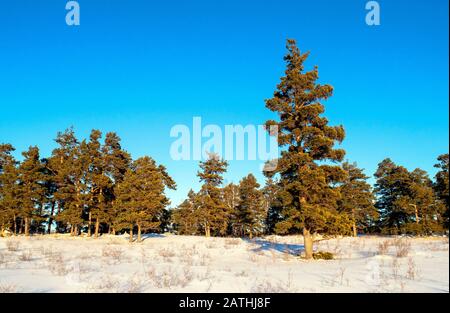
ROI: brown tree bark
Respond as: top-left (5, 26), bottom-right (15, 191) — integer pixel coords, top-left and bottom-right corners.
top-left (137, 223), bottom-right (141, 243)
top-left (88, 212), bottom-right (92, 237)
top-left (95, 218), bottom-right (100, 238)
top-left (13, 214), bottom-right (17, 236)
top-left (48, 202), bottom-right (55, 234)
top-left (303, 228), bottom-right (313, 259)
top-left (24, 217), bottom-right (30, 236)
top-left (129, 224), bottom-right (133, 243)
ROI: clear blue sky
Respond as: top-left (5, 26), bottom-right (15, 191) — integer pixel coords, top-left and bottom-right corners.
top-left (0, 0), bottom-right (448, 206)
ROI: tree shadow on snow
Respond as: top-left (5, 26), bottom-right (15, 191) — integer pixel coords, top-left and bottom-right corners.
top-left (139, 233), bottom-right (165, 242)
top-left (243, 238), bottom-right (305, 256)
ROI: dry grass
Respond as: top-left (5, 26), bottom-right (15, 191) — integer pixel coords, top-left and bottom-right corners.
top-left (47, 252), bottom-right (70, 276)
top-left (377, 240), bottom-right (391, 255)
top-left (102, 246), bottom-right (124, 263)
top-left (92, 274), bottom-right (120, 292)
top-left (157, 248), bottom-right (176, 258)
top-left (394, 238), bottom-right (411, 258)
top-left (18, 249), bottom-right (33, 261)
top-left (0, 282), bottom-right (18, 293)
top-left (224, 238), bottom-right (241, 248)
top-left (6, 240), bottom-right (21, 252)
top-left (251, 280), bottom-right (291, 293)
top-left (406, 257), bottom-right (420, 280)
top-left (146, 265), bottom-right (194, 289)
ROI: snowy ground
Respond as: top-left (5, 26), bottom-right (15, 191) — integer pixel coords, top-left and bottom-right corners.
top-left (0, 234), bottom-right (448, 293)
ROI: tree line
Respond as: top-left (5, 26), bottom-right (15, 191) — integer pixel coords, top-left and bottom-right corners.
top-left (0, 130), bottom-right (176, 242)
top-left (0, 40), bottom-right (448, 259)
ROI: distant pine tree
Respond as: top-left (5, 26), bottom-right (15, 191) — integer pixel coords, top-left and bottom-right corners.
top-left (172, 190), bottom-right (201, 235)
top-left (196, 153), bottom-right (228, 237)
top-left (0, 144), bottom-right (19, 235)
top-left (262, 177), bottom-right (282, 235)
top-left (236, 174), bottom-right (265, 238)
top-left (375, 159), bottom-right (444, 234)
top-left (17, 146), bottom-right (45, 236)
top-left (339, 162), bottom-right (377, 236)
top-left (434, 154), bottom-right (449, 229)
top-left (223, 183), bottom-right (240, 236)
top-left (114, 156), bottom-right (176, 242)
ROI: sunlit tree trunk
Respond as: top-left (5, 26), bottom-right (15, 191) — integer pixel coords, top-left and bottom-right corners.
top-left (303, 228), bottom-right (313, 260)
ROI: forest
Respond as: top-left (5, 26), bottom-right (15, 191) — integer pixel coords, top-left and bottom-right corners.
top-left (0, 40), bottom-right (448, 260)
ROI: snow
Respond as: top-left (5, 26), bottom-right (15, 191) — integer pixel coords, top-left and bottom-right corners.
top-left (0, 234), bottom-right (448, 293)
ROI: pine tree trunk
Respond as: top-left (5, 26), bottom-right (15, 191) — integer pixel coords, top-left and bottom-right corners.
top-left (352, 222), bottom-right (357, 237)
top-left (74, 225), bottom-right (79, 236)
top-left (24, 217), bottom-right (30, 236)
top-left (13, 214), bottom-right (17, 236)
top-left (48, 202), bottom-right (55, 234)
top-left (112, 228), bottom-right (116, 235)
top-left (303, 228), bottom-right (313, 260)
top-left (70, 225), bottom-right (74, 236)
top-left (137, 223), bottom-right (141, 243)
top-left (129, 225), bottom-right (133, 243)
top-left (95, 218), bottom-right (100, 238)
top-left (88, 212), bottom-right (92, 237)
top-left (205, 225), bottom-right (210, 237)
top-left (415, 206), bottom-right (419, 225)
top-left (19, 218), bottom-right (24, 234)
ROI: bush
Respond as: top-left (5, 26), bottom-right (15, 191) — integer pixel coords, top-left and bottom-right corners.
top-left (312, 251), bottom-right (334, 260)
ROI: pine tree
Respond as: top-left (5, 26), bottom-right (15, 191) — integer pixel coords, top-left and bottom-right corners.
top-left (49, 128), bottom-right (85, 235)
top-left (264, 39), bottom-right (349, 259)
top-left (374, 159), bottom-right (413, 234)
top-left (222, 183), bottom-right (240, 236)
top-left (0, 144), bottom-right (19, 235)
top-left (339, 162), bottom-right (377, 236)
top-left (17, 146), bottom-right (45, 236)
top-left (434, 154), bottom-right (449, 229)
top-left (196, 153), bottom-right (228, 237)
top-left (85, 130), bottom-right (111, 237)
top-left (172, 190), bottom-right (201, 235)
top-left (101, 132), bottom-right (131, 235)
top-left (115, 157), bottom-right (176, 242)
top-left (262, 177), bottom-right (282, 235)
top-left (236, 174), bottom-right (265, 238)
top-left (408, 168), bottom-right (445, 234)
top-left (374, 159), bottom-right (443, 235)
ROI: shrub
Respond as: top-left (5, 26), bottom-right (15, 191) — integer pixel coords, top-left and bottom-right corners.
top-left (377, 240), bottom-right (391, 255)
top-left (312, 251), bottom-right (334, 260)
top-left (394, 238), bottom-right (411, 258)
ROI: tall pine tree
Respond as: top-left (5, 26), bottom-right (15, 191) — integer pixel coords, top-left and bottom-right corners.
top-left (264, 39), bottom-right (349, 259)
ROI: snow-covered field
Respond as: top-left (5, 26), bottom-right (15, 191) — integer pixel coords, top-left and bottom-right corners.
top-left (0, 234), bottom-right (448, 293)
